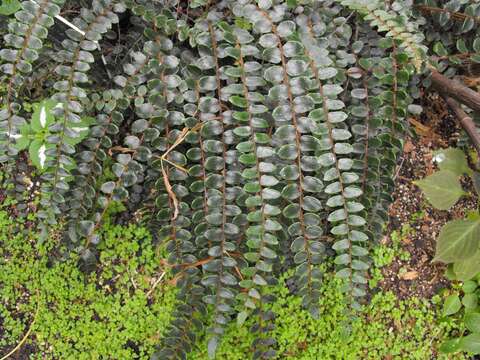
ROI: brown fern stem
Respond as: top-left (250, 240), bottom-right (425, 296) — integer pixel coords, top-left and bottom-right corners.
top-left (415, 5), bottom-right (480, 23)
top-left (431, 69), bottom-right (480, 113)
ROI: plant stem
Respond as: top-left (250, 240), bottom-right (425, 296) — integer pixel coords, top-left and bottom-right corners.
top-left (430, 70), bottom-right (480, 113)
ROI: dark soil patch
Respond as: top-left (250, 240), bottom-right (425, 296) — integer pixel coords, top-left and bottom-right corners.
top-left (1, 343), bottom-right (38, 359)
top-left (379, 94), bottom-right (478, 299)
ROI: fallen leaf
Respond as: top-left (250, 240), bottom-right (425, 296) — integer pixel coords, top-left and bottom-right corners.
top-left (402, 236), bottom-right (412, 245)
top-left (408, 118), bottom-right (443, 144)
top-left (408, 118), bottom-right (431, 136)
top-left (403, 140), bottom-right (415, 153)
top-left (400, 271), bottom-right (418, 280)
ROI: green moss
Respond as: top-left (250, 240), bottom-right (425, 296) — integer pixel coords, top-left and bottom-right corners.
top-left (0, 211), bottom-right (175, 359)
top-left (371, 226), bottom-right (412, 273)
top-left (369, 224), bottom-right (416, 288)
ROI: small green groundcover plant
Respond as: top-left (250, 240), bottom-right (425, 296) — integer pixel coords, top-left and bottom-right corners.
top-left (0, 210), bottom-right (176, 359)
top-left (0, 204), bottom-right (468, 359)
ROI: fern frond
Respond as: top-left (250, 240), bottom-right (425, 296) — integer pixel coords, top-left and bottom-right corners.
top-left (65, 49), bottom-right (152, 242)
top-left (37, 0), bottom-right (126, 233)
top-left (337, 0), bottom-right (429, 70)
top-left (0, 0), bottom-right (444, 358)
top-left (0, 0), bottom-right (64, 163)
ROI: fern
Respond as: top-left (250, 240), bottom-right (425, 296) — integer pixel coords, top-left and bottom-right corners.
top-left (0, 0), bottom-right (65, 213)
top-left (36, 0), bottom-right (126, 237)
top-left (0, 0), bottom-right (64, 162)
top-left (337, 0), bottom-right (429, 70)
top-left (1, 0), bottom-right (478, 358)
top-left (65, 48), bottom-right (151, 243)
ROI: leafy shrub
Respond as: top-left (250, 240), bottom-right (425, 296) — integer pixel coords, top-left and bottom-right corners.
top-left (439, 278), bottom-right (480, 356)
top-left (1, 0), bottom-right (480, 357)
top-left (416, 147), bottom-right (480, 355)
top-left (415, 147), bottom-right (479, 281)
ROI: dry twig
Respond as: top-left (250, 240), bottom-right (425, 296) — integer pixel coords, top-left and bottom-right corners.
top-left (146, 271), bottom-right (166, 298)
top-left (158, 123), bottom-right (202, 220)
top-left (0, 293), bottom-right (40, 360)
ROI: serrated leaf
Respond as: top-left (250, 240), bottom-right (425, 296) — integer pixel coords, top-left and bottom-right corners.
top-left (433, 148), bottom-right (472, 176)
top-left (0, 0), bottom-right (21, 15)
top-left (434, 219), bottom-right (480, 263)
top-left (465, 313), bottom-right (480, 333)
top-left (443, 294), bottom-right (461, 316)
top-left (460, 334), bottom-right (480, 354)
top-left (415, 170), bottom-right (464, 210)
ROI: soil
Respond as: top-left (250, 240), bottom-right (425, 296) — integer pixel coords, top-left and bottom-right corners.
top-left (379, 94), bottom-right (478, 299)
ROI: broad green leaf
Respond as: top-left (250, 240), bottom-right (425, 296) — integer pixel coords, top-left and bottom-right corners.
top-left (439, 338), bottom-right (461, 354)
top-left (13, 124), bottom-right (32, 150)
top-left (463, 280), bottom-right (477, 294)
top-left (443, 294), bottom-right (461, 316)
top-left (67, 116), bottom-right (95, 145)
top-left (415, 170), bottom-right (464, 210)
top-left (463, 294), bottom-right (478, 309)
top-left (31, 99), bottom-right (58, 132)
top-left (13, 134), bottom-right (29, 150)
top-left (433, 148), bottom-right (472, 176)
top-left (0, 0), bottom-right (21, 16)
top-left (465, 313), bottom-right (480, 333)
top-left (453, 251), bottom-right (480, 281)
top-left (29, 140), bottom-right (49, 170)
top-left (460, 333), bottom-right (480, 354)
top-left (434, 219), bottom-right (480, 263)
